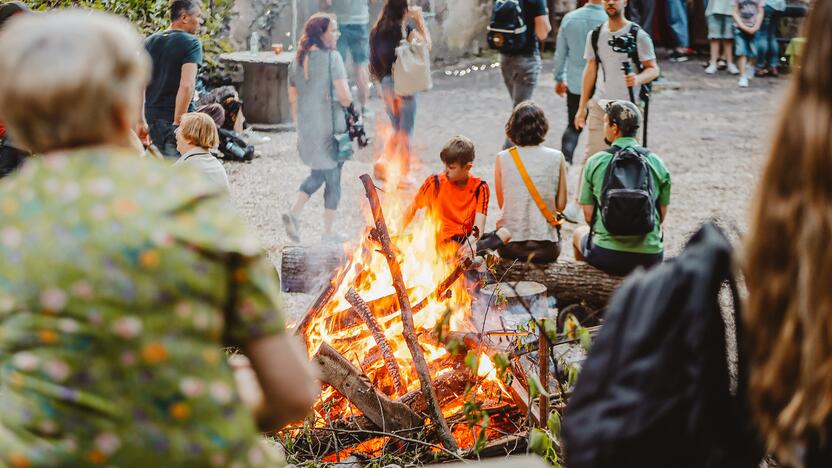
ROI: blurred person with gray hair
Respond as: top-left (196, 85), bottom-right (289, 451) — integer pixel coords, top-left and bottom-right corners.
top-left (0, 9), bottom-right (319, 466)
top-left (0, 0), bottom-right (29, 178)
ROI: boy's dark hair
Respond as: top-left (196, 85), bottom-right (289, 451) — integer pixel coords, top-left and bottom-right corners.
top-left (171, 0), bottom-right (198, 23)
top-left (440, 135), bottom-right (476, 166)
top-left (505, 101), bottom-right (548, 147)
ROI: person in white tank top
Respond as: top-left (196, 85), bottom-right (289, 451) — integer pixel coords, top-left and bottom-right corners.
top-left (492, 101), bottom-right (568, 263)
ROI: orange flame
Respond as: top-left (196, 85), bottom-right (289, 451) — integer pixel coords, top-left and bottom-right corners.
top-left (291, 118), bottom-right (506, 448)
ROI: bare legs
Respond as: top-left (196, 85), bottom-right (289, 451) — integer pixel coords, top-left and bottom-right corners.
top-left (572, 225), bottom-right (590, 261)
top-left (290, 192), bottom-right (310, 218)
top-left (355, 64), bottom-right (370, 110)
top-left (708, 39), bottom-right (734, 68)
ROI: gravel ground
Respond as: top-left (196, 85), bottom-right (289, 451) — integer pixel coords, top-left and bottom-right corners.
top-left (225, 54), bottom-right (787, 322)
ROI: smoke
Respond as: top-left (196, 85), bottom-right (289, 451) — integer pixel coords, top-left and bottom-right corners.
top-left (441, 0), bottom-right (490, 53)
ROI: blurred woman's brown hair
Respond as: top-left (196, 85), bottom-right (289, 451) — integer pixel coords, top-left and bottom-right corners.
top-left (744, 1), bottom-right (832, 463)
top-left (295, 12), bottom-right (333, 80)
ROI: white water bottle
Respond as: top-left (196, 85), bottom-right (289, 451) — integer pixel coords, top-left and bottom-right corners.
top-left (249, 32), bottom-right (260, 52)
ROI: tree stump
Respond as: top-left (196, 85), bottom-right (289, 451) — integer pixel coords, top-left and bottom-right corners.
top-left (496, 260), bottom-right (625, 310)
top-left (280, 245), bottom-right (626, 310)
top-left (280, 244), bottom-right (346, 293)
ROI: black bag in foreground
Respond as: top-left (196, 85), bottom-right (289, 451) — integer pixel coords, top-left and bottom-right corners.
top-left (597, 145), bottom-right (656, 236)
top-left (563, 222), bottom-right (763, 468)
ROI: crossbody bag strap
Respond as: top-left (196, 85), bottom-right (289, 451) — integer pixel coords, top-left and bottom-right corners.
top-left (328, 52), bottom-right (338, 133)
top-left (508, 147), bottom-right (562, 228)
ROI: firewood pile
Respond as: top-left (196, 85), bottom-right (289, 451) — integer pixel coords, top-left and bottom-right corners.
top-left (275, 174), bottom-right (598, 464)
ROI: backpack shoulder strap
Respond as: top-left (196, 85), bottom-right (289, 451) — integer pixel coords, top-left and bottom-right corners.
top-left (591, 25), bottom-right (602, 66)
top-left (628, 23), bottom-right (644, 72)
top-left (433, 174), bottom-right (441, 199)
top-left (509, 147), bottom-right (562, 227)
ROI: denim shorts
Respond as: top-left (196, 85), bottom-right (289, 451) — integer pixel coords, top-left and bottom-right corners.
top-left (581, 234), bottom-right (663, 277)
top-left (336, 23), bottom-right (370, 65)
top-left (707, 14), bottom-right (733, 40)
top-left (734, 27), bottom-right (756, 57)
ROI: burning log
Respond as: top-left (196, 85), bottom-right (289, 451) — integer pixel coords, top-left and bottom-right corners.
top-left (314, 342), bottom-right (421, 432)
top-left (289, 363), bottom-right (473, 456)
top-left (294, 254), bottom-right (354, 337)
top-left (282, 245), bottom-right (623, 310)
top-left (344, 288), bottom-right (404, 395)
top-left (359, 174), bottom-right (459, 452)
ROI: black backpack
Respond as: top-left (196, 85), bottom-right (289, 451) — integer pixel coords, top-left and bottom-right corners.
top-left (487, 0), bottom-right (528, 53)
top-left (593, 145), bottom-right (656, 236)
top-left (563, 222), bottom-right (763, 468)
top-left (590, 23), bottom-right (652, 102)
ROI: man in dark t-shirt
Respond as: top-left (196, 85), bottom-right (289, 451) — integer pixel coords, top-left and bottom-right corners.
top-left (139, 0), bottom-right (203, 158)
top-left (499, 0), bottom-right (551, 149)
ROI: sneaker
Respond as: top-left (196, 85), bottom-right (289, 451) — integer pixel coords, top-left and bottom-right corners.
top-left (704, 63), bottom-right (717, 75)
top-left (321, 231), bottom-right (350, 244)
top-left (282, 213), bottom-right (300, 243)
top-left (727, 63), bottom-right (740, 75)
top-left (669, 50), bottom-right (689, 62)
top-left (738, 76), bottom-right (749, 88)
top-left (717, 59), bottom-right (727, 70)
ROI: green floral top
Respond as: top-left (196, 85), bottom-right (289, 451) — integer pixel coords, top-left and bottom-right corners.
top-left (0, 148), bottom-right (286, 467)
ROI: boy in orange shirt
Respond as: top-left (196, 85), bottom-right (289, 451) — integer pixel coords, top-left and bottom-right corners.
top-left (402, 135), bottom-right (490, 256)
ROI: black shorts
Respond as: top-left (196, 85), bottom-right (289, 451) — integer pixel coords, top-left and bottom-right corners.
top-left (582, 234), bottom-right (663, 276)
top-left (498, 240), bottom-right (561, 264)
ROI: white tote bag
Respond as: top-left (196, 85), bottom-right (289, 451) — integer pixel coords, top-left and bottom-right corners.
top-left (392, 26), bottom-right (432, 97)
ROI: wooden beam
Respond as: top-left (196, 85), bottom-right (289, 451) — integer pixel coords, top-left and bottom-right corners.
top-left (359, 174), bottom-right (459, 452)
top-left (314, 342), bottom-right (421, 432)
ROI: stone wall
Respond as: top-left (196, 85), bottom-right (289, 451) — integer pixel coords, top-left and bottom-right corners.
top-left (227, 0), bottom-right (496, 62)
top-left (226, 0), bottom-right (812, 60)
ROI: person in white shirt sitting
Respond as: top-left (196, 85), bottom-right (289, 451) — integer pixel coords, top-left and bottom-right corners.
top-left (174, 112), bottom-right (230, 191)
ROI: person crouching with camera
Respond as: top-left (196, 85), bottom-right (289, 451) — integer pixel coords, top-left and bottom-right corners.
top-left (174, 112), bottom-right (230, 191)
top-left (574, 0), bottom-right (659, 160)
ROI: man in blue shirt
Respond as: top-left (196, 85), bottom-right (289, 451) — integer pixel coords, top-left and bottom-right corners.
top-left (552, 0), bottom-right (606, 165)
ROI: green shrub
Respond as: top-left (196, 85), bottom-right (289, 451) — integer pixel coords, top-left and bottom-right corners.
top-left (25, 0), bottom-right (236, 86)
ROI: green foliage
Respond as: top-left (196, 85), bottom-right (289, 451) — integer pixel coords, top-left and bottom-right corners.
top-left (25, 0), bottom-right (236, 85)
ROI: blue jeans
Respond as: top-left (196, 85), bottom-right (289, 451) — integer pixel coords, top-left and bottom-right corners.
top-left (299, 163), bottom-right (343, 210)
top-left (755, 6), bottom-right (780, 69)
top-left (667, 0), bottom-right (690, 48)
top-left (380, 75), bottom-right (416, 149)
top-left (336, 23), bottom-right (370, 65)
top-left (147, 119), bottom-right (179, 158)
top-left (734, 27), bottom-right (756, 58)
top-left (500, 53), bottom-right (541, 149)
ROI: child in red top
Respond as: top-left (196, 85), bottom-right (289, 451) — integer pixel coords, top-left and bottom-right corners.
top-left (403, 135), bottom-right (490, 252)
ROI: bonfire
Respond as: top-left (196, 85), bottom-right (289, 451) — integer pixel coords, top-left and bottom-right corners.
top-left (278, 143), bottom-right (587, 466)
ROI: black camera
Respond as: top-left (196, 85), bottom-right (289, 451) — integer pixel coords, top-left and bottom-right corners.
top-left (608, 33), bottom-right (638, 55)
top-left (344, 103), bottom-right (370, 149)
top-left (218, 128), bottom-right (254, 161)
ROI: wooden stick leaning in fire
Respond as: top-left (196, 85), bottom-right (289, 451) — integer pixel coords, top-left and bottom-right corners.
top-left (314, 342), bottom-right (421, 432)
top-left (292, 360), bottom-right (475, 457)
top-left (358, 174), bottom-right (459, 452)
top-left (344, 287), bottom-right (405, 396)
